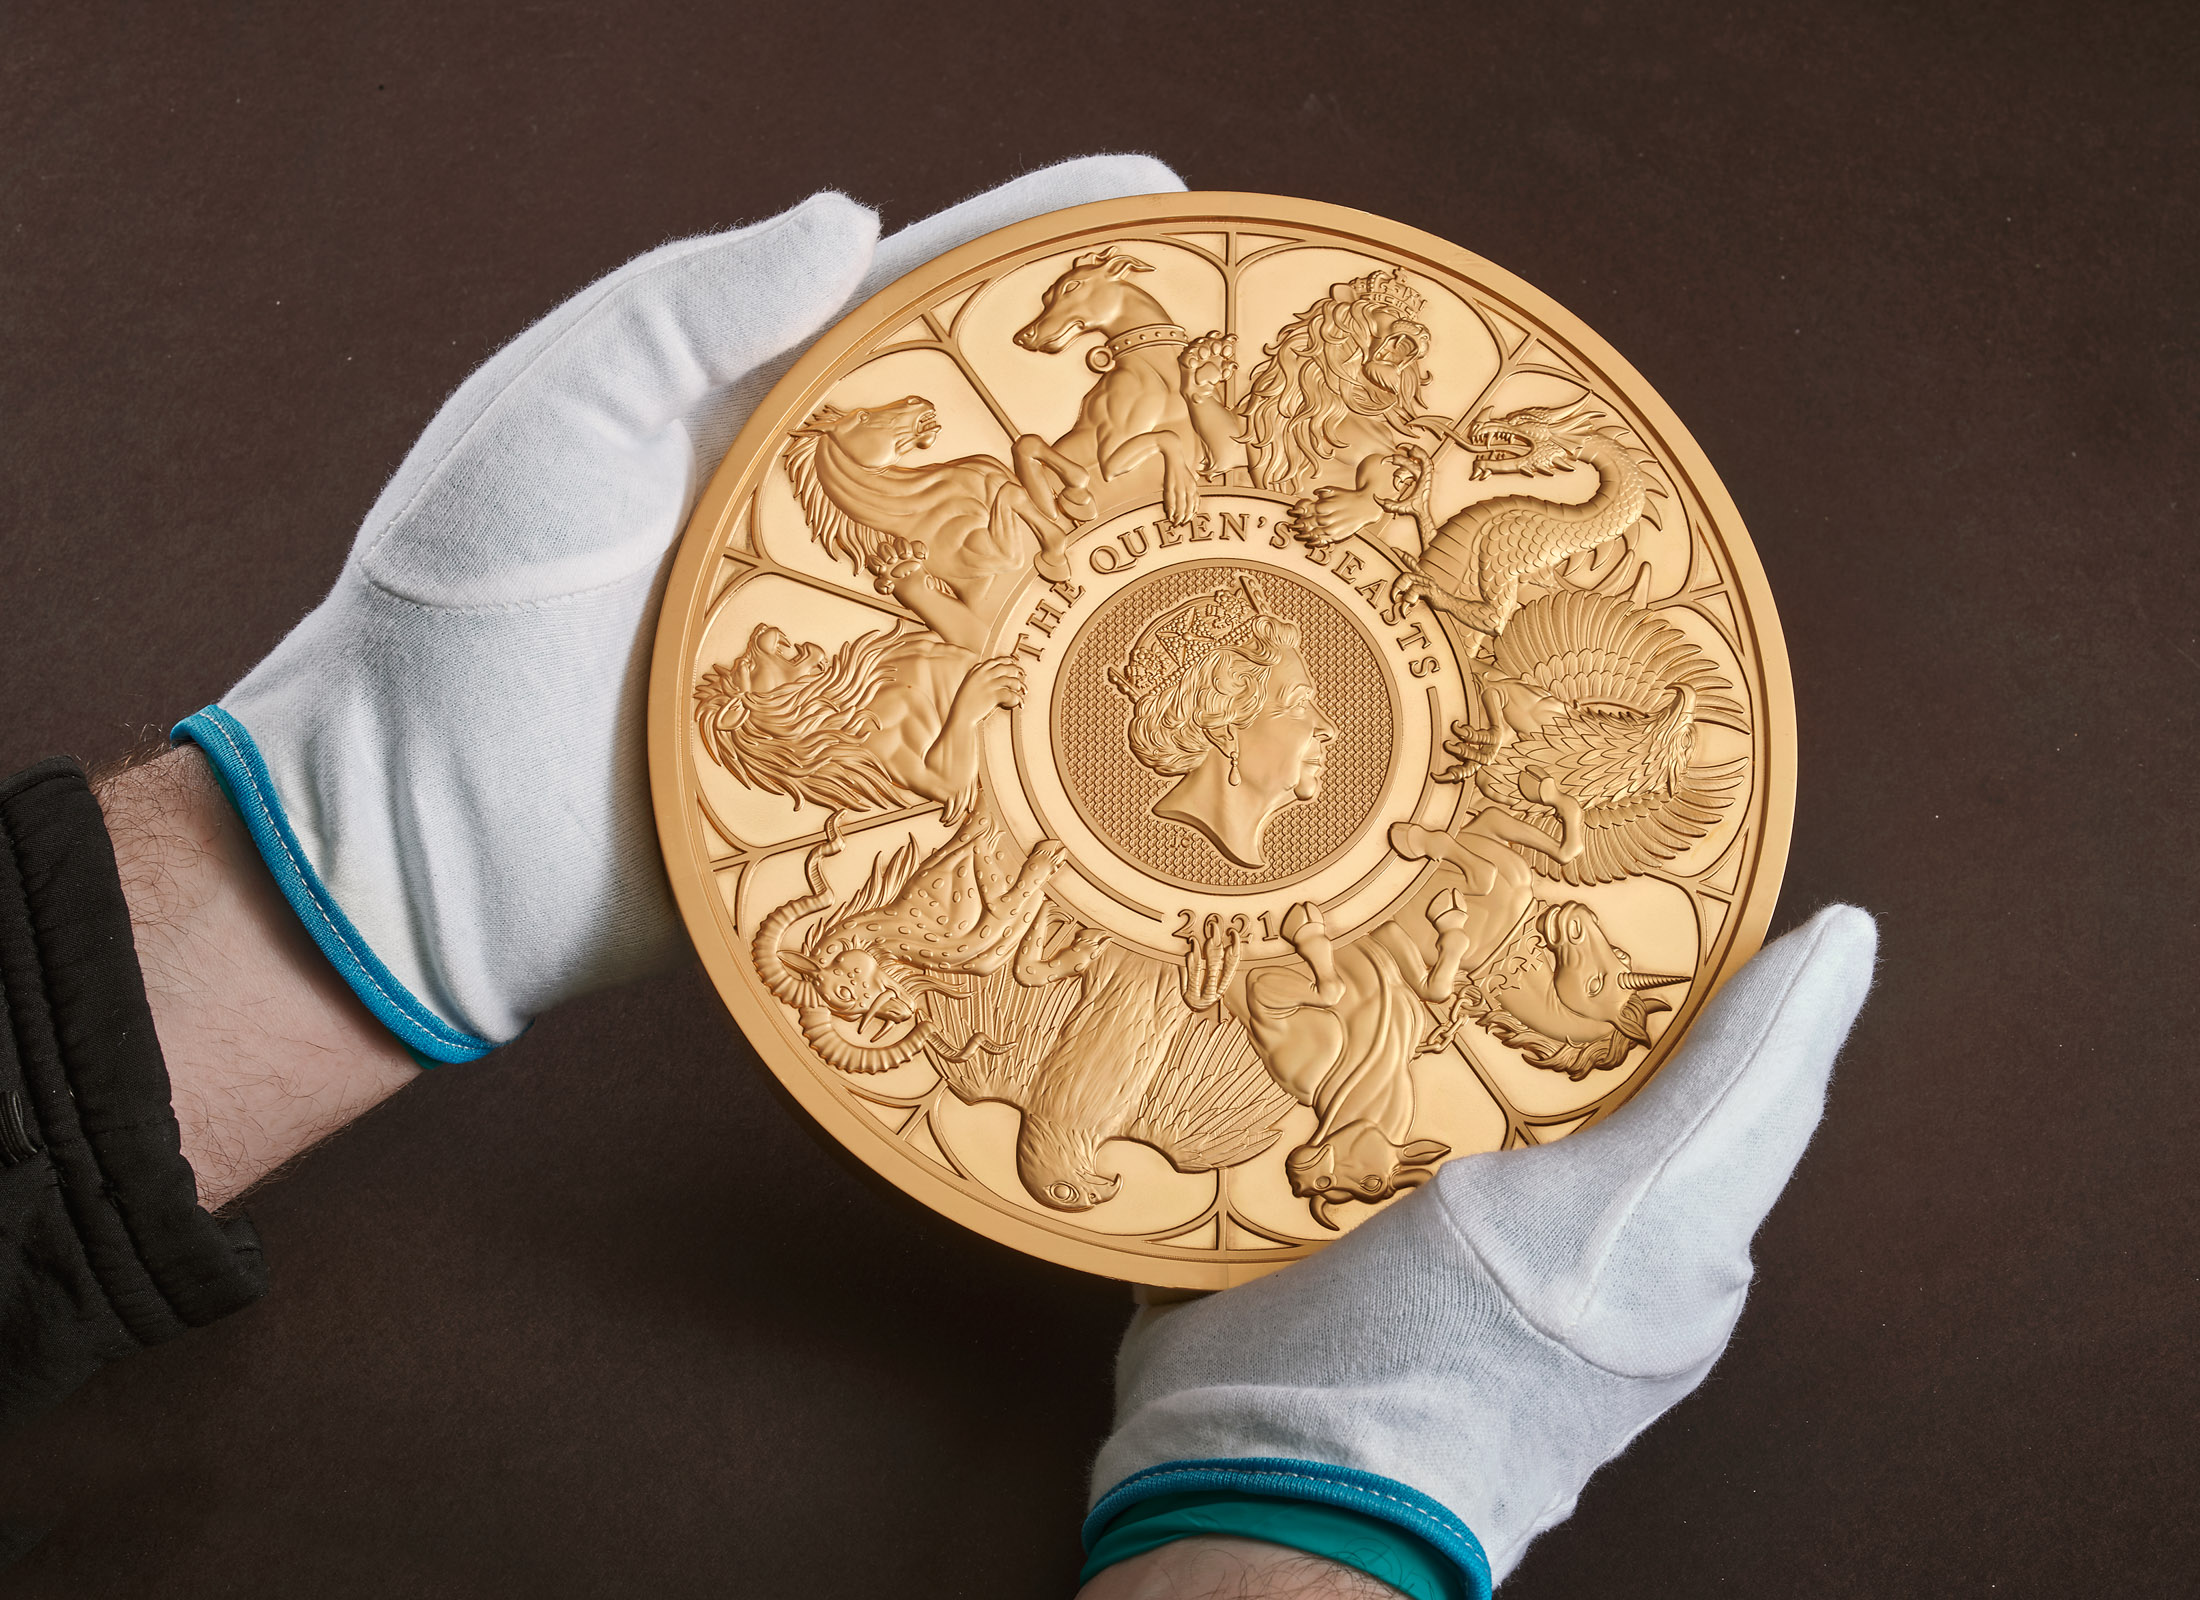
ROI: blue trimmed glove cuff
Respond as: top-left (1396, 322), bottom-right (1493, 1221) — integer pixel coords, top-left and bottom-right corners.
top-left (1084, 1459), bottom-right (1491, 1600)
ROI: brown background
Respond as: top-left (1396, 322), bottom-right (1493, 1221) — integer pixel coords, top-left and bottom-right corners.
top-left (2, 3), bottom-right (2193, 1594)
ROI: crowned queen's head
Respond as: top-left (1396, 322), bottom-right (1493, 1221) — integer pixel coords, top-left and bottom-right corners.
top-left (1108, 572), bottom-right (1338, 869)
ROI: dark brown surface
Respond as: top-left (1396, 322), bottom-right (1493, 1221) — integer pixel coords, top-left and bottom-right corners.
top-left (3, 3), bottom-right (2194, 1594)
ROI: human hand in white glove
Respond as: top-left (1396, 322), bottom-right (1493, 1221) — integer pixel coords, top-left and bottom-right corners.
top-left (1082, 905), bottom-right (1876, 1599)
top-left (174, 155), bottom-right (1184, 1062)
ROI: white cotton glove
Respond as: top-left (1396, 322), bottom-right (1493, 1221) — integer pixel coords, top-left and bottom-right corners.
top-left (1088, 904), bottom-right (1876, 1592)
top-left (175, 155), bottom-right (1186, 1060)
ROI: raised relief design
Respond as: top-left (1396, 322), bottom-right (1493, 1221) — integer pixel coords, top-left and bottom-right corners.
top-left (667, 206), bottom-right (1784, 1283)
top-left (783, 397), bottom-right (1070, 648)
top-left (1390, 814), bottom-right (1687, 1082)
top-left (934, 939), bottom-right (1291, 1215)
top-left (1011, 248), bottom-right (1242, 527)
top-left (1373, 401), bottom-right (1666, 638)
top-left (1432, 592), bottom-right (1748, 884)
top-left (695, 624), bottom-right (1023, 824)
top-left (1108, 571), bottom-right (1336, 869)
top-left (750, 813), bottom-right (1073, 1075)
top-left (1234, 897), bottom-right (1456, 1228)
top-left (1053, 563), bottom-right (1393, 891)
top-left (1246, 267), bottom-right (1444, 549)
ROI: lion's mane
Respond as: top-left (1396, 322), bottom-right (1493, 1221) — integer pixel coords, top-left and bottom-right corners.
top-left (1241, 269), bottom-right (1432, 495)
top-left (694, 630), bottom-right (912, 815)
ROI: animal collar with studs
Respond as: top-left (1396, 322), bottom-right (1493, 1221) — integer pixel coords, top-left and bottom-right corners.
top-left (1087, 323), bottom-right (1191, 372)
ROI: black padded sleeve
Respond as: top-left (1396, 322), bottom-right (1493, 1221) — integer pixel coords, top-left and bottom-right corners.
top-left (0, 756), bottom-right (267, 1432)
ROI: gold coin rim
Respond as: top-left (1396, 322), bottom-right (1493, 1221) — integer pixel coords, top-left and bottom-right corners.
top-left (648, 192), bottom-right (1797, 1289)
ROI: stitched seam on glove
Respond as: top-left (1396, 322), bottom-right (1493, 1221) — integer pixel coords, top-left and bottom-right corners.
top-left (171, 708), bottom-right (494, 1063)
top-left (1423, 1198), bottom-right (1710, 1386)
top-left (1085, 1458), bottom-right (1492, 1600)
top-left (1104, 1467), bottom-right (1458, 1541)
top-left (360, 560), bottom-right (664, 619)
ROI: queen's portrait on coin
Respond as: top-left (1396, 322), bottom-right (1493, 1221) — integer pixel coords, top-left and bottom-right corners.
top-left (1108, 572), bottom-right (1338, 869)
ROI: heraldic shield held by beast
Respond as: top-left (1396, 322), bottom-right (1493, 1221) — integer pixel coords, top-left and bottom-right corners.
top-left (653, 197), bottom-right (1792, 1288)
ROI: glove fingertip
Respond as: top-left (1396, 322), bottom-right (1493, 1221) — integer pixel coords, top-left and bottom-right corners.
top-left (691, 189), bottom-right (879, 296)
top-left (1773, 902), bottom-right (1879, 1038)
top-left (765, 188), bottom-right (883, 256)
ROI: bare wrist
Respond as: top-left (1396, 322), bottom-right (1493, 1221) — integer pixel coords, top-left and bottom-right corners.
top-left (96, 746), bottom-right (417, 1209)
top-left (1078, 1537), bottom-right (1405, 1600)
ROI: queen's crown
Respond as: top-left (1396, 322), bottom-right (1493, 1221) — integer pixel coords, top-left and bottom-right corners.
top-left (1110, 573), bottom-right (1278, 700)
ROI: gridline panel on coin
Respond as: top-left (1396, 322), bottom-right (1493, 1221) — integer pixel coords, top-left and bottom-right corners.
top-left (1052, 562), bottom-right (1392, 890)
top-left (650, 194), bottom-right (1794, 1288)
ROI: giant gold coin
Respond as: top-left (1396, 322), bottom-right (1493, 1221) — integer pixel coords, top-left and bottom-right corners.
top-left (650, 195), bottom-right (1793, 1289)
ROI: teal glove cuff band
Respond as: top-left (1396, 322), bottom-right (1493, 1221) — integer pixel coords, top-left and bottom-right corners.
top-left (1080, 1489), bottom-right (1468, 1600)
top-left (171, 706), bottom-right (495, 1064)
top-left (1084, 1460), bottom-right (1491, 1600)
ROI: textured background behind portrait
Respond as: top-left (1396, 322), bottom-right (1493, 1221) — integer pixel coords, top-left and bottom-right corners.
top-left (2, 4), bottom-right (2193, 1594)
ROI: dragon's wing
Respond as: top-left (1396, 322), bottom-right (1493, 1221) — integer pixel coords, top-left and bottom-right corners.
top-left (1120, 1008), bottom-right (1296, 1174)
top-left (1547, 756), bottom-right (1748, 885)
top-left (1500, 592), bottom-right (1747, 727)
top-left (1504, 710), bottom-right (1683, 814)
top-left (922, 961), bottom-right (1083, 1107)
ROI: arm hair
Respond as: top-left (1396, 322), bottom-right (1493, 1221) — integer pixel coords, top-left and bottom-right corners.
top-left (1076, 1537), bottom-right (1407, 1600)
top-left (95, 745), bottom-right (418, 1210)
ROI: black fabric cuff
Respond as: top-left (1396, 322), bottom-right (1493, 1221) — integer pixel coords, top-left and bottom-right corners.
top-left (0, 756), bottom-right (267, 1432)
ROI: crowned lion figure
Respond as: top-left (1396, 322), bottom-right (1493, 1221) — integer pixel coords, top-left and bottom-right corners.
top-left (1241, 267), bottom-right (1437, 496)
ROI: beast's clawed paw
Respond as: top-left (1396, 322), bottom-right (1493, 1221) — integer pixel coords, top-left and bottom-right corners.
top-left (1389, 572), bottom-right (1429, 612)
top-left (1375, 443), bottom-right (1432, 511)
top-left (1442, 721), bottom-right (1501, 770)
top-left (1289, 485), bottom-right (1383, 548)
top-left (1179, 331), bottom-right (1237, 401)
top-left (1179, 911), bottom-right (1247, 1010)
